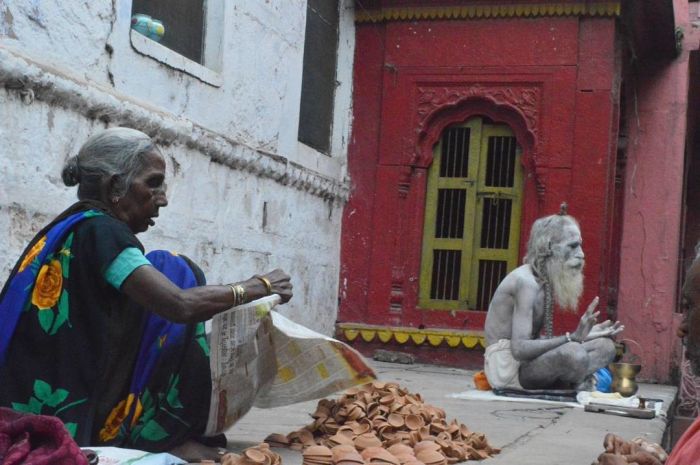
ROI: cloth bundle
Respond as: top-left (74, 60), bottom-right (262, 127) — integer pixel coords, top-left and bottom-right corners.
top-left (0, 407), bottom-right (88, 465)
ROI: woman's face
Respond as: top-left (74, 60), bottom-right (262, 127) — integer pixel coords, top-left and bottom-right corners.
top-left (113, 150), bottom-right (168, 233)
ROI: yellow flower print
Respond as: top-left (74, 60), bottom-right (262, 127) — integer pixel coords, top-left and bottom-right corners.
top-left (131, 397), bottom-right (143, 427)
top-left (31, 260), bottom-right (63, 310)
top-left (99, 393), bottom-right (142, 442)
top-left (19, 236), bottom-right (46, 273)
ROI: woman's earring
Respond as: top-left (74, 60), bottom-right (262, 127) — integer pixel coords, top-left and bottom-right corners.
top-left (111, 196), bottom-right (120, 204)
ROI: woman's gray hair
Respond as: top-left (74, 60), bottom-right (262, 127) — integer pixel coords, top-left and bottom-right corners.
top-left (524, 209), bottom-right (580, 280)
top-left (61, 127), bottom-right (158, 200)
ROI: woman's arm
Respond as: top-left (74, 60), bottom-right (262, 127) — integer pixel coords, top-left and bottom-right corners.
top-left (121, 266), bottom-right (293, 323)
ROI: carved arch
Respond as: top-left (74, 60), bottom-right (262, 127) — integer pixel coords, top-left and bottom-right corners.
top-left (411, 85), bottom-right (544, 198)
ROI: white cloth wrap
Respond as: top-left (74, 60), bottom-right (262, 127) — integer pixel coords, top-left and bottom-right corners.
top-left (484, 339), bottom-right (523, 389)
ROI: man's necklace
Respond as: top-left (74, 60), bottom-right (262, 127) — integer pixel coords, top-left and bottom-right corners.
top-left (543, 281), bottom-right (553, 338)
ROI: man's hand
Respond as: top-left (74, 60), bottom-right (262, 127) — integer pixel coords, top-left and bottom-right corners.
top-left (571, 296), bottom-right (599, 342)
top-left (586, 320), bottom-right (625, 341)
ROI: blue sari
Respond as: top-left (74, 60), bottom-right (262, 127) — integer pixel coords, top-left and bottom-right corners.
top-left (0, 205), bottom-right (211, 451)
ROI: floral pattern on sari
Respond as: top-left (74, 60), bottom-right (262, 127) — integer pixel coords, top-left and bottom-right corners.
top-left (11, 379), bottom-right (86, 438)
top-left (18, 236), bottom-right (46, 273)
top-left (27, 232), bottom-right (74, 335)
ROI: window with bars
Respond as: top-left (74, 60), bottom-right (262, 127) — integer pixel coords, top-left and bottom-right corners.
top-left (419, 117), bottom-right (524, 311)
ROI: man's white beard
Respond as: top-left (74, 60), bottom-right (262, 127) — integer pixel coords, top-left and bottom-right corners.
top-left (546, 258), bottom-right (584, 311)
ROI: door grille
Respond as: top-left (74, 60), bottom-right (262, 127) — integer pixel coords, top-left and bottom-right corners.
top-left (439, 128), bottom-right (470, 178)
top-left (485, 136), bottom-right (517, 187)
top-left (476, 260), bottom-right (507, 310)
top-left (480, 198), bottom-right (513, 249)
top-left (430, 249), bottom-right (462, 300)
top-left (435, 189), bottom-right (467, 238)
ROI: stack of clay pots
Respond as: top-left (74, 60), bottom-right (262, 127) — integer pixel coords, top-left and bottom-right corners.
top-left (302, 445), bottom-right (334, 465)
top-left (265, 381), bottom-right (499, 464)
top-left (221, 443), bottom-right (282, 465)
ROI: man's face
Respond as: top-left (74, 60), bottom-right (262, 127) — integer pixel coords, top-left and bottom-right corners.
top-left (681, 258), bottom-right (700, 375)
top-left (546, 222), bottom-right (585, 310)
top-left (552, 223), bottom-right (585, 270)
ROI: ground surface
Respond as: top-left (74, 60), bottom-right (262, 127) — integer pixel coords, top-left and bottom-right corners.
top-left (225, 361), bottom-right (676, 465)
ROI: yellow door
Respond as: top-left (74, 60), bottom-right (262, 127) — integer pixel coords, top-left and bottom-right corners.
top-left (419, 117), bottom-right (523, 311)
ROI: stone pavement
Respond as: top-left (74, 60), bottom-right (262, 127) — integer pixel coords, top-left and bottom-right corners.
top-left (225, 361), bottom-right (677, 465)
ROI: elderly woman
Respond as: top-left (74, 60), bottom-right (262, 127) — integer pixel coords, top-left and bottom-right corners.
top-left (0, 127), bottom-right (293, 459)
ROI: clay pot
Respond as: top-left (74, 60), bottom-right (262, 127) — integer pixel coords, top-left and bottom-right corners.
top-left (387, 413), bottom-right (405, 428)
top-left (245, 448), bottom-right (269, 465)
top-left (354, 432), bottom-right (382, 451)
top-left (221, 453), bottom-right (241, 465)
top-left (405, 414), bottom-right (424, 431)
top-left (329, 432), bottom-right (355, 446)
top-left (415, 450), bottom-right (446, 465)
top-left (264, 433), bottom-right (290, 447)
top-left (414, 441), bottom-right (441, 455)
top-left (387, 444), bottom-right (414, 457)
top-left (350, 419), bottom-right (372, 435)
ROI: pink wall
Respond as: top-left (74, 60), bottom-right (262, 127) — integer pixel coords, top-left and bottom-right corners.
top-left (617, 0), bottom-right (699, 382)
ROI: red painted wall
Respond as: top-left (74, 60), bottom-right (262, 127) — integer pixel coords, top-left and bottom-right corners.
top-left (340, 14), bottom-right (620, 341)
top-left (616, 0), bottom-right (700, 383)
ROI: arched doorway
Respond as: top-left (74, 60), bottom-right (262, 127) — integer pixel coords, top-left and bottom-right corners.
top-left (419, 116), bottom-right (524, 312)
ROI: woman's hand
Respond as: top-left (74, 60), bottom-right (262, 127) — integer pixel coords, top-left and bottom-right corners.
top-left (258, 268), bottom-right (293, 303)
top-left (571, 296), bottom-right (599, 342)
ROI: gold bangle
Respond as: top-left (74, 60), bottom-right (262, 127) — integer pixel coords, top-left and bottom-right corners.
top-left (234, 284), bottom-right (246, 304)
top-left (228, 284), bottom-right (238, 306)
top-left (255, 275), bottom-right (273, 295)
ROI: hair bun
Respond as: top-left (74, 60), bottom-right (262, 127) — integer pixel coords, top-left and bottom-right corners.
top-left (61, 156), bottom-right (81, 186)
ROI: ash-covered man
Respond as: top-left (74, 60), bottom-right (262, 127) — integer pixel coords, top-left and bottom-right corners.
top-left (484, 205), bottom-right (624, 390)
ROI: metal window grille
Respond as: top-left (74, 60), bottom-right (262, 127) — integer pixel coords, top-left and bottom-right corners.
top-left (485, 136), bottom-right (517, 187)
top-left (476, 260), bottom-right (508, 310)
top-left (430, 249), bottom-right (462, 300)
top-left (435, 189), bottom-right (467, 238)
top-left (480, 198), bottom-right (513, 249)
top-left (439, 128), bottom-right (470, 178)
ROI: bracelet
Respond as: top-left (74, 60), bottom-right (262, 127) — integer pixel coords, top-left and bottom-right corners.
top-left (228, 284), bottom-right (238, 306)
top-left (254, 275), bottom-right (273, 295)
top-left (235, 284), bottom-right (246, 304)
top-left (565, 332), bottom-right (572, 343)
top-left (228, 284), bottom-right (247, 306)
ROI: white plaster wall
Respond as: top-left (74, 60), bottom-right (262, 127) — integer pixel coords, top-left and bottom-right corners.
top-left (0, 0), bottom-right (355, 334)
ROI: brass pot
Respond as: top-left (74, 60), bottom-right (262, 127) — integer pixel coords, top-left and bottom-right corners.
top-left (609, 362), bottom-right (641, 397)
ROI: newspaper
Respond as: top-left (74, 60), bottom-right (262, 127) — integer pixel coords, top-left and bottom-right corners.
top-left (205, 295), bottom-right (376, 435)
